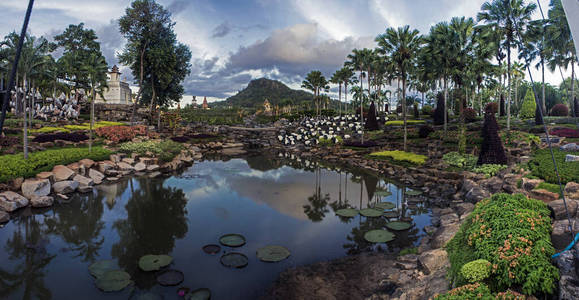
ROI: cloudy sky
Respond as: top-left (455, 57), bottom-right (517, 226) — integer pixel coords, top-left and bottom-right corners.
top-left (0, 0), bottom-right (571, 104)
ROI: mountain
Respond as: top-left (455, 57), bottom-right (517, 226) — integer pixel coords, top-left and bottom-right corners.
top-left (218, 78), bottom-right (314, 108)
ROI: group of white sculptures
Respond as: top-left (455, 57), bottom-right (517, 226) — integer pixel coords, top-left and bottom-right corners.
top-left (9, 88), bottom-right (82, 121)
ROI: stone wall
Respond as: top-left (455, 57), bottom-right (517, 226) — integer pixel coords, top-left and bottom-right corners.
top-left (94, 104), bottom-right (148, 122)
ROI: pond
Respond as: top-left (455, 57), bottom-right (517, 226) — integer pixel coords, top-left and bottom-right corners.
top-left (0, 153), bottom-right (433, 300)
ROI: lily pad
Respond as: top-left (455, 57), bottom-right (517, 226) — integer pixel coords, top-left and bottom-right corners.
top-left (95, 270), bottom-right (132, 292)
top-left (374, 202), bottom-right (396, 210)
top-left (359, 208), bottom-right (383, 217)
top-left (220, 252), bottom-right (248, 268)
top-left (256, 245), bottom-right (291, 262)
top-left (335, 208), bottom-right (359, 218)
top-left (89, 259), bottom-right (117, 278)
top-left (386, 221), bottom-right (412, 231)
top-left (364, 229), bottom-right (395, 243)
top-left (156, 269), bottom-right (184, 286)
top-left (202, 244), bottom-right (221, 254)
top-left (406, 190), bottom-right (423, 196)
top-left (219, 234), bottom-right (246, 247)
top-left (375, 191), bottom-right (392, 197)
top-left (383, 211), bottom-right (399, 218)
top-left (138, 255), bottom-right (173, 272)
top-left (186, 288), bottom-right (211, 300)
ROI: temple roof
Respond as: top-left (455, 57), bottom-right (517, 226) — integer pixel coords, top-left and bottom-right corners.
top-left (111, 65), bottom-right (120, 73)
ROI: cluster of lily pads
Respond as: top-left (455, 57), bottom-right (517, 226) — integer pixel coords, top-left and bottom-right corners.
top-left (88, 255), bottom-right (210, 300)
top-left (335, 188), bottom-right (423, 243)
top-left (202, 233), bottom-right (291, 269)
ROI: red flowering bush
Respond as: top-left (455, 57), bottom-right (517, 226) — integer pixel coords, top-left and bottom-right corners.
top-left (95, 125), bottom-right (147, 143)
top-left (550, 104), bottom-right (568, 116)
top-left (550, 127), bottom-right (579, 138)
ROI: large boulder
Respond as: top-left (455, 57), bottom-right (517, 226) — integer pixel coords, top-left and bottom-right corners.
top-left (36, 171), bottom-right (54, 182)
top-left (430, 223), bottom-right (460, 249)
top-left (30, 195), bottom-right (54, 208)
top-left (78, 158), bottom-right (95, 169)
top-left (529, 189), bottom-right (559, 203)
top-left (73, 174), bottom-right (94, 187)
top-left (98, 161), bottom-right (115, 173)
top-left (88, 169), bottom-right (105, 185)
top-left (116, 162), bottom-right (134, 172)
top-left (548, 199), bottom-right (578, 220)
top-left (21, 179), bottom-right (51, 199)
top-left (418, 249), bottom-right (448, 275)
top-left (52, 165), bottom-right (75, 182)
top-left (564, 182), bottom-right (579, 199)
top-left (134, 162), bottom-right (147, 172)
top-left (455, 203), bottom-right (474, 219)
top-left (522, 177), bottom-right (542, 191)
top-left (0, 191), bottom-right (29, 212)
top-left (551, 219), bottom-right (579, 250)
top-left (52, 181), bottom-right (79, 194)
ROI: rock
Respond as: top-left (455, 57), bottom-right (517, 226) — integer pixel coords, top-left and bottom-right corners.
top-left (52, 165), bottom-right (75, 182)
top-left (139, 157), bottom-right (157, 166)
top-left (147, 164), bottom-right (160, 172)
top-left (559, 275), bottom-right (579, 300)
top-left (21, 179), bottom-right (51, 199)
top-left (439, 213), bottom-right (459, 226)
top-left (455, 203), bottom-right (474, 218)
top-left (522, 178), bottom-right (542, 191)
top-left (418, 249), bottom-right (448, 275)
top-left (561, 143), bottom-right (579, 151)
top-left (431, 223), bottom-right (460, 249)
top-left (109, 154), bottom-right (122, 163)
top-left (106, 177), bottom-right (120, 182)
top-left (565, 182), bottom-right (579, 199)
top-left (36, 171), bottom-right (54, 182)
top-left (10, 177), bottom-right (24, 191)
top-left (565, 154), bottom-right (579, 162)
top-left (529, 189), bottom-right (559, 203)
top-left (88, 169), bottom-right (105, 185)
top-left (73, 174), bottom-right (94, 187)
top-left (98, 161), bottom-right (115, 173)
top-left (30, 195), bottom-right (54, 208)
top-left (66, 162), bottom-right (84, 175)
top-left (0, 191), bottom-right (29, 212)
top-left (52, 181), bottom-right (79, 194)
top-left (116, 162), bottom-right (134, 172)
top-left (483, 176), bottom-right (503, 194)
top-left (220, 147), bottom-right (247, 156)
top-left (548, 199), bottom-right (578, 220)
top-left (134, 162), bottom-right (147, 172)
top-left (465, 185), bottom-right (490, 203)
top-left (122, 158), bottom-right (135, 165)
top-left (148, 171), bottom-right (162, 178)
top-left (78, 158), bottom-right (95, 169)
top-left (0, 211), bottom-right (9, 223)
top-left (78, 186), bottom-right (93, 193)
top-left (551, 219), bottom-right (579, 250)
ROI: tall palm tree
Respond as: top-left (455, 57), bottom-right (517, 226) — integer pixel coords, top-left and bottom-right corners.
top-left (478, 0), bottom-right (536, 131)
top-left (330, 70), bottom-right (343, 115)
top-left (82, 53), bottom-right (108, 152)
top-left (346, 49), bottom-right (371, 143)
top-left (376, 25), bottom-right (423, 151)
top-left (546, 0), bottom-right (576, 116)
top-left (302, 70), bottom-right (329, 117)
top-left (339, 66), bottom-right (355, 113)
top-left (471, 28), bottom-right (497, 115)
top-left (520, 19), bottom-right (549, 114)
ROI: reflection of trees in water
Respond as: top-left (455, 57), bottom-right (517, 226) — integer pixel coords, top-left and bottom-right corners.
top-left (45, 193), bottom-right (106, 263)
top-left (111, 177), bottom-right (188, 289)
top-left (0, 213), bottom-right (55, 299)
top-left (303, 168), bottom-right (330, 222)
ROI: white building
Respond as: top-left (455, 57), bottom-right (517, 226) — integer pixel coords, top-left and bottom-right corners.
top-left (95, 65), bottom-right (132, 105)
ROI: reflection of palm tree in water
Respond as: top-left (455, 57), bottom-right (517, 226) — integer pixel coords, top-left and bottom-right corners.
top-left (0, 213), bottom-right (55, 299)
top-left (303, 168), bottom-right (330, 222)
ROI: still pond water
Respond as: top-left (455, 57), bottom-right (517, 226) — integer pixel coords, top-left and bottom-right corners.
top-left (0, 154), bottom-right (432, 300)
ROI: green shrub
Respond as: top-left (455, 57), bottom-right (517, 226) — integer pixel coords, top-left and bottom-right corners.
top-left (443, 152), bottom-right (477, 169)
top-left (119, 140), bottom-right (184, 163)
top-left (0, 147), bottom-right (112, 183)
top-left (434, 283), bottom-right (526, 300)
top-left (461, 259), bottom-right (492, 283)
top-left (399, 247), bottom-right (418, 256)
top-left (472, 164), bottom-right (507, 178)
top-left (529, 148), bottom-right (579, 184)
top-left (29, 127), bottom-right (70, 134)
top-left (446, 193), bottom-right (558, 295)
top-left (368, 150), bottom-right (427, 165)
top-left (385, 120), bottom-right (426, 126)
top-left (519, 90), bottom-right (536, 119)
top-left (318, 136), bottom-right (342, 147)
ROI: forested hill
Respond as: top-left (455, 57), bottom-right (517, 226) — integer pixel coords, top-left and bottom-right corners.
top-left (218, 78), bottom-right (314, 108)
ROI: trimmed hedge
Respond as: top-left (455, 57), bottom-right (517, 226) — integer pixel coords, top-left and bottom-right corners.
top-left (529, 148), bottom-right (579, 184)
top-left (446, 193), bottom-right (558, 295)
top-left (368, 150), bottom-right (427, 165)
top-left (385, 120), bottom-right (426, 126)
top-left (32, 132), bottom-right (89, 143)
top-left (0, 147), bottom-right (112, 183)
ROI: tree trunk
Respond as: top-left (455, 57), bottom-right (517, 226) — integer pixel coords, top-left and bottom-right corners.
top-left (338, 83), bottom-right (342, 117)
top-left (542, 58), bottom-right (546, 113)
top-left (90, 87), bottom-right (94, 153)
top-left (507, 44), bottom-right (511, 132)
top-left (402, 76), bottom-right (407, 151)
top-left (23, 75), bottom-right (28, 159)
top-left (344, 82), bottom-right (348, 113)
top-left (360, 72), bottom-right (364, 144)
top-left (443, 77), bottom-right (448, 134)
top-left (131, 45), bottom-right (147, 125)
top-left (572, 59), bottom-right (576, 117)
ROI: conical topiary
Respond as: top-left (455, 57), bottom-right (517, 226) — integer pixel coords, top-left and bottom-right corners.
top-left (433, 92), bottom-right (445, 125)
top-left (365, 101), bottom-right (379, 131)
top-left (499, 94), bottom-right (506, 116)
top-left (477, 105), bottom-right (507, 165)
top-left (519, 89), bottom-right (536, 119)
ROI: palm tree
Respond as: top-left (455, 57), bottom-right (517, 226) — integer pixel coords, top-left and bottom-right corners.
top-left (301, 70), bottom-right (329, 117)
top-left (471, 28), bottom-right (496, 115)
top-left (346, 48), bottom-right (373, 140)
top-left (478, 0), bottom-right (536, 131)
top-left (330, 70), bottom-right (343, 115)
top-left (520, 19), bottom-right (548, 114)
top-left (546, 0), bottom-right (576, 116)
top-left (82, 53), bottom-right (108, 152)
top-left (340, 66), bottom-right (355, 113)
top-left (376, 25), bottom-right (423, 150)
